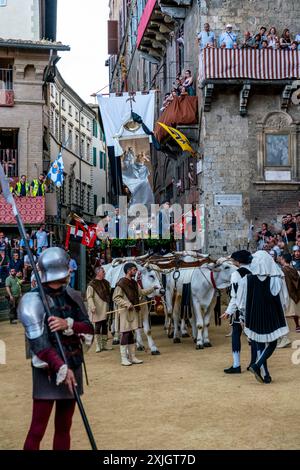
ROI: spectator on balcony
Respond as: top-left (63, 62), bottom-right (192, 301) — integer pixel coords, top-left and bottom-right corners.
top-left (15, 175), bottom-right (30, 197)
top-left (160, 93), bottom-right (171, 112)
top-left (290, 41), bottom-right (298, 51)
top-left (267, 27), bottom-right (279, 49)
top-left (30, 173), bottom-right (47, 197)
top-left (241, 31), bottom-right (255, 48)
top-left (182, 70), bottom-right (195, 96)
top-left (173, 77), bottom-right (182, 95)
top-left (253, 34), bottom-right (262, 49)
top-left (255, 26), bottom-right (267, 42)
top-left (280, 29), bottom-right (292, 49)
top-left (219, 24), bottom-right (237, 49)
top-left (197, 23), bottom-right (216, 49)
top-left (261, 40), bottom-right (269, 49)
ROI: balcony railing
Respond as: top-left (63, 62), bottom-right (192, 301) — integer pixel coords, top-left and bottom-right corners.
top-left (199, 48), bottom-right (300, 82)
top-left (0, 68), bottom-right (14, 106)
top-left (0, 68), bottom-right (13, 90)
top-left (0, 149), bottom-right (18, 177)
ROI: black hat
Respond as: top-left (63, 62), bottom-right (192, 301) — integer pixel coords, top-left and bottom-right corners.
top-left (231, 250), bottom-right (252, 265)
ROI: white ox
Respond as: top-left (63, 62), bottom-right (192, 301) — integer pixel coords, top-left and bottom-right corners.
top-left (164, 258), bottom-right (236, 349)
top-left (103, 257), bottom-right (163, 355)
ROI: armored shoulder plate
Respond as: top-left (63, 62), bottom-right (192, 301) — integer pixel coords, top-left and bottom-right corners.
top-left (18, 292), bottom-right (46, 340)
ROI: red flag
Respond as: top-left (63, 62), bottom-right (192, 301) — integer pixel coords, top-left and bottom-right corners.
top-left (81, 225), bottom-right (97, 248)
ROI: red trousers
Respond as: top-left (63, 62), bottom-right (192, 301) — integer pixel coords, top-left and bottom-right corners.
top-left (24, 399), bottom-right (76, 450)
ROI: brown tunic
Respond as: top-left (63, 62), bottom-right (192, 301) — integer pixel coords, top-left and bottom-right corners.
top-left (112, 282), bottom-right (154, 333)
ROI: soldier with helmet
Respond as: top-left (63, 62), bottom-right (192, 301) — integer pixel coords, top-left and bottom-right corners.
top-left (18, 247), bottom-right (94, 450)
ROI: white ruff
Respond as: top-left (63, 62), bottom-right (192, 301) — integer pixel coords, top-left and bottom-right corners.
top-left (244, 326), bottom-right (289, 343)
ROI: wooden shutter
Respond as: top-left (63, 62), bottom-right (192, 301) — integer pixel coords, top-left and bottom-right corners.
top-left (107, 20), bottom-right (119, 55)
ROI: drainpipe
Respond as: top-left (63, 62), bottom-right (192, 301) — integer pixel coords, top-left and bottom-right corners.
top-left (78, 104), bottom-right (85, 293)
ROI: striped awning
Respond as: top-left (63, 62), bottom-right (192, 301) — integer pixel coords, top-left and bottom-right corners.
top-left (199, 48), bottom-right (300, 81)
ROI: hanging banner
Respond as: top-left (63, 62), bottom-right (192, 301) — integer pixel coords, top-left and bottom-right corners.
top-left (97, 91), bottom-right (155, 157)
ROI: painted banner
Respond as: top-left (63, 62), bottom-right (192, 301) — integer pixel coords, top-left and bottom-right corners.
top-left (0, 195), bottom-right (45, 225)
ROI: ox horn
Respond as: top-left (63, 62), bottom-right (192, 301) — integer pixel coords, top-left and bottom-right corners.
top-left (111, 258), bottom-right (124, 267)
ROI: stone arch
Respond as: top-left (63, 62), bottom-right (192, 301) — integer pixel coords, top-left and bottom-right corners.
top-left (257, 111), bottom-right (298, 180)
top-left (261, 111), bottom-right (293, 129)
top-left (24, 64), bottom-right (36, 80)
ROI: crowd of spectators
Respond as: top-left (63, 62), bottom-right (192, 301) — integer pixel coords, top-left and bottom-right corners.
top-left (0, 225), bottom-right (52, 288)
top-left (160, 69), bottom-right (195, 112)
top-left (198, 23), bottom-right (300, 50)
top-left (255, 213), bottom-right (300, 270)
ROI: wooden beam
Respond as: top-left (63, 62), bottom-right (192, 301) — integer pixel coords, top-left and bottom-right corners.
top-left (159, 5), bottom-right (187, 19)
top-left (240, 84), bottom-right (251, 116)
top-left (281, 84), bottom-right (293, 110)
top-left (203, 84), bottom-right (214, 112)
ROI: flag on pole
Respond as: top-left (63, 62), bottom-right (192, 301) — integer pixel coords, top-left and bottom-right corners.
top-left (47, 152), bottom-right (64, 187)
top-left (157, 122), bottom-right (196, 155)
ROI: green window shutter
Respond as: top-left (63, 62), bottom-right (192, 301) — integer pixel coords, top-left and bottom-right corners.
top-left (103, 153), bottom-right (106, 171)
top-left (93, 147), bottom-right (97, 166)
top-left (94, 195), bottom-right (98, 215)
top-left (93, 120), bottom-right (98, 138)
top-left (99, 151), bottom-right (103, 169)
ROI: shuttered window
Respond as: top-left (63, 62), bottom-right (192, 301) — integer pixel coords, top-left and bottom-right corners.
top-left (107, 20), bottom-right (119, 55)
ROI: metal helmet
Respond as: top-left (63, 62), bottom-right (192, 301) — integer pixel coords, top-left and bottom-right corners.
top-left (38, 247), bottom-right (70, 283)
top-left (18, 292), bottom-right (46, 339)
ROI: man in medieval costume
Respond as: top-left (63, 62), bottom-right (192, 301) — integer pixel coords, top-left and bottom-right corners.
top-left (112, 262), bottom-right (159, 366)
top-left (237, 250), bottom-right (289, 384)
top-left (222, 250), bottom-right (254, 374)
top-left (86, 266), bottom-right (112, 353)
top-left (18, 247), bottom-right (94, 450)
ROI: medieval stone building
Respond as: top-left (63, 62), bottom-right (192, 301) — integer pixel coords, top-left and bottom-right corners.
top-left (108, 0), bottom-right (300, 254)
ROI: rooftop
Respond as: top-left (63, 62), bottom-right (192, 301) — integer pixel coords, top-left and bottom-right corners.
top-left (0, 38), bottom-right (70, 51)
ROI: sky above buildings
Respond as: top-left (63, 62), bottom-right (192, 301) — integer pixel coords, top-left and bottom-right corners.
top-left (57, 0), bottom-right (110, 104)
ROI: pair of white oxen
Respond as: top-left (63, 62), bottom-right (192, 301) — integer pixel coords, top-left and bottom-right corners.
top-left (103, 254), bottom-right (236, 355)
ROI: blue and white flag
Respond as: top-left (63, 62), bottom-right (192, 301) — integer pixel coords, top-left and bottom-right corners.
top-left (47, 152), bottom-right (64, 187)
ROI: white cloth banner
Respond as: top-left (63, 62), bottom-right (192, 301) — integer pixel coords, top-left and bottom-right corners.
top-left (97, 91), bottom-right (155, 156)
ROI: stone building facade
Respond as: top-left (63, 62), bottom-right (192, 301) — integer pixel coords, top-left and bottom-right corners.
top-left (48, 72), bottom-right (108, 231)
top-left (108, 0), bottom-right (300, 255)
top-left (0, 0), bottom-right (69, 232)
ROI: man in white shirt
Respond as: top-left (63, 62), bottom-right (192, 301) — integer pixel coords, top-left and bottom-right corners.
top-left (219, 24), bottom-right (237, 49)
top-left (295, 33), bottom-right (300, 50)
top-left (197, 23), bottom-right (216, 49)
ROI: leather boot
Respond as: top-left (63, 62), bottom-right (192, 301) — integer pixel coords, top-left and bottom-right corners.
top-left (128, 344), bottom-right (143, 364)
top-left (102, 335), bottom-right (112, 351)
top-left (120, 345), bottom-right (132, 366)
top-left (95, 334), bottom-right (102, 353)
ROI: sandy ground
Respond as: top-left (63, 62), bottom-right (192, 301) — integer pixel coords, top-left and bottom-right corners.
top-left (0, 316), bottom-right (300, 450)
